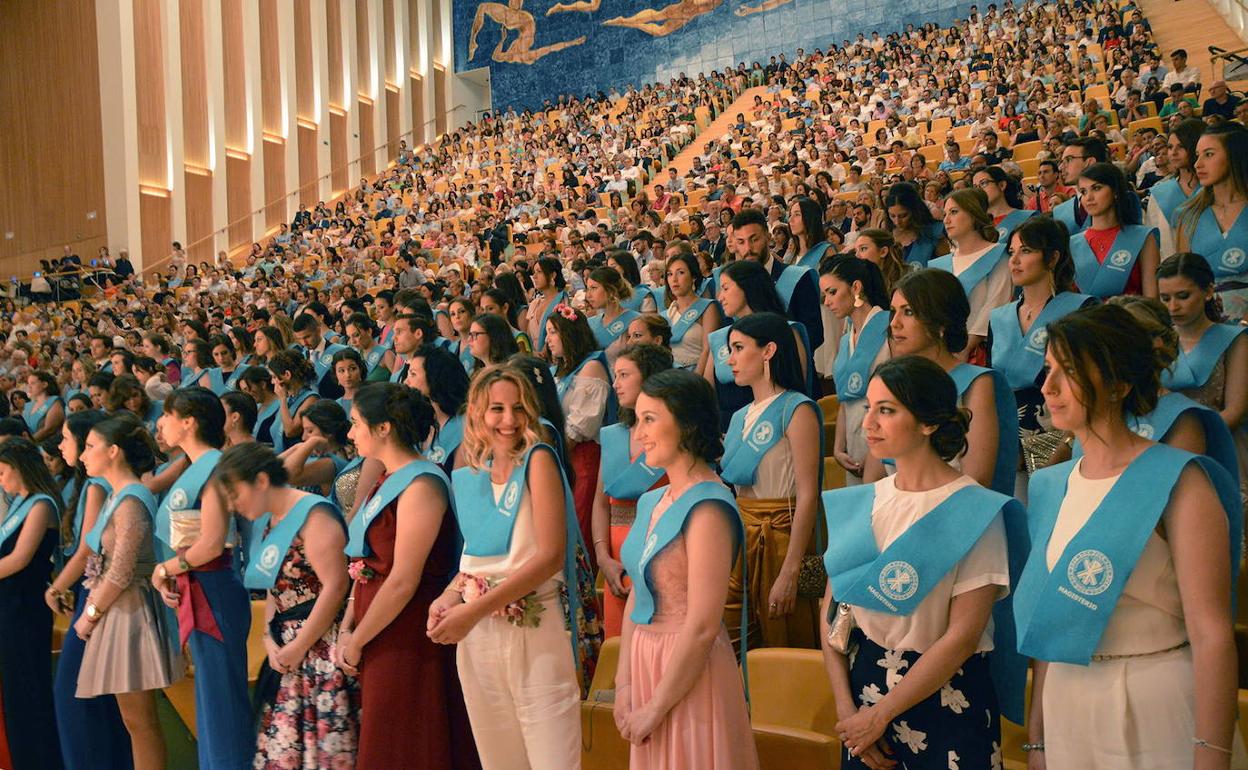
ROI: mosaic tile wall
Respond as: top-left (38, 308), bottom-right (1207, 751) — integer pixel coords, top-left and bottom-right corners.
top-left (454, 0), bottom-right (971, 109)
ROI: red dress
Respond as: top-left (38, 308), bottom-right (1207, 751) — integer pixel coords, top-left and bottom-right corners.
top-left (353, 477), bottom-right (481, 770)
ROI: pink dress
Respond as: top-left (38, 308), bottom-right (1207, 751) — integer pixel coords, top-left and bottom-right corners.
top-left (628, 530), bottom-right (759, 770)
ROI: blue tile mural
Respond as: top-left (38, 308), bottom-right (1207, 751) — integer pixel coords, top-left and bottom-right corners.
top-left (453, 0), bottom-right (971, 108)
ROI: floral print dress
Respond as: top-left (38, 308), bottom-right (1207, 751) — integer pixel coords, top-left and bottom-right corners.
top-left (254, 535), bottom-right (360, 770)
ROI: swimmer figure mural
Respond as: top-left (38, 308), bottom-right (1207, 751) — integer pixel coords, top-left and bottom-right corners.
top-left (467, 0), bottom-right (587, 64)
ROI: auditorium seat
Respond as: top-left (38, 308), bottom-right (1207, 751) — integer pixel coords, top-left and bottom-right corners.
top-left (745, 648), bottom-right (842, 769)
top-left (581, 636), bottom-right (630, 770)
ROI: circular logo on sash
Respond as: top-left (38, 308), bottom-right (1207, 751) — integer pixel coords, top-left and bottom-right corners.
top-left (716, 345), bottom-right (730, 362)
top-left (846, 372), bottom-right (864, 394)
top-left (1067, 549), bottom-right (1113, 596)
top-left (1028, 327), bottom-right (1049, 350)
top-left (259, 544), bottom-right (281, 571)
top-left (167, 489), bottom-right (188, 512)
top-left (879, 561), bottom-right (918, 601)
top-left (1108, 249), bottom-right (1132, 268)
top-left (362, 497), bottom-right (383, 522)
top-left (997, 225), bottom-right (1009, 240)
top-left (641, 532), bottom-right (659, 562)
top-left (1131, 422), bottom-right (1155, 440)
top-left (1223, 247), bottom-right (1246, 271)
top-left (502, 480), bottom-right (520, 510)
top-left (320, 353), bottom-right (333, 366)
top-left (428, 446), bottom-right (446, 463)
top-left (682, 308), bottom-right (698, 323)
top-left (751, 421), bottom-right (774, 445)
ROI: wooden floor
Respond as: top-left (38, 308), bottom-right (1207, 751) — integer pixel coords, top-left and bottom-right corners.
top-left (1138, 0), bottom-right (1248, 86)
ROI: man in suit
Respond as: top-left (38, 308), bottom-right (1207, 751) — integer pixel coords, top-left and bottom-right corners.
top-left (731, 207), bottom-right (823, 352)
top-left (702, 221), bottom-right (728, 263)
top-left (1053, 136), bottom-right (1109, 235)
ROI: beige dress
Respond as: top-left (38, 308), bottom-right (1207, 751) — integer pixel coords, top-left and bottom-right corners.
top-left (77, 497), bottom-right (183, 697)
top-left (1041, 461), bottom-right (1247, 769)
top-left (666, 301), bottom-right (707, 370)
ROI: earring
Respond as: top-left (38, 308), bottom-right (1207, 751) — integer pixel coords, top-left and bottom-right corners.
top-left (763, 356), bottom-right (772, 383)
top-left (853, 293), bottom-right (865, 308)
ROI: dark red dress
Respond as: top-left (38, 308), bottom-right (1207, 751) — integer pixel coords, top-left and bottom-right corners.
top-left (353, 477), bottom-right (480, 770)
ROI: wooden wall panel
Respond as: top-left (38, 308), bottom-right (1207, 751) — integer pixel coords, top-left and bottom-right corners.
top-left (184, 169), bottom-right (214, 264)
top-left (359, 100), bottom-right (376, 177)
top-left (433, 65), bottom-right (448, 136)
top-left (226, 155), bottom-right (251, 249)
top-left (139, 191), bottom-right (172, 276)
top-left (327, 0), bottom-right (343, 107)
top-left (295, 0), bottom-right (313, 118)
top-left (222, 0), bottom-right (247, 149)
top-left (408, 0), bottom-right (419, 66)
top-left (0, 0), bottom-right (107, 272)
top-left (410, 74), bottom-right (425, 147)
top-left (356, 0), bottom-right (371, 93)
top-left (386, 87), bottom-right (400, 160)
top-left (330, 111), bottom-right (348, 195)
top-left (298, 123), bottom-right (318, 206)
top-left (383, 0), bottom-right (396, 84)
top-left (133, 0), bottom-right (168, 186)
top-left (260, 0), bottom-right (282, 134)
top-left (180, 0), bottom-right (210, 167)
top-left (263, 138), bottom-right (287, 229)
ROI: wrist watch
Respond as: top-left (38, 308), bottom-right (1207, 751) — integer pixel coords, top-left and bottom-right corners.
top-left (85, 601), bottom-right (104, 622)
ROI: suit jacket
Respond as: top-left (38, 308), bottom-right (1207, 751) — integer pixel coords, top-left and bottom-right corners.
top-left (768, 259), bottom-right (824, 352)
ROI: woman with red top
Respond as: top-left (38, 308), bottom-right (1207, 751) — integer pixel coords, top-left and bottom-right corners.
top-left (335, 383), bottom-right (479, 770)
top-left (1069, 162), bottom-right (1160, 299)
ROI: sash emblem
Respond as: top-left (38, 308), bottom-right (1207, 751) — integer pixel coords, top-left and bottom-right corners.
top-left (167, 489), bottom-right (188, 511)
top-left (1131, 422), bottom-right (1155, 440)
top-left (682, 308), bottom-right (698, 322)
top-left (428, 446), bottom-right (446, 463)
top-left (259, 544), bottom-right (281, 571)
top-left (502, 480), bottom-right (520, 511)
top-left (751, 421), bottom-right (774, 446)
top-left (997, 225), bottom-right (1009, 240)
top-left (1223, 247), bottom-right (1246, 271)
top-left (320, 353), bottom-right (333, 366)
top-left (879, 561), bottom-right (918, 601)
top-left (1028, 327), bottom-right (1049, 350)
top-left (1108, 249), bottom-right (1132, 269)
top-left (362, 497), bottom-right (383, 523)
top-left (846, 372), bottom-right (864, 395)
top-left (716, 344), bottom-right (730, 362)
top-left (609, 320), bottom-right (624, 334)
top-left (641, 532), bottom-right (658, 563)
top-left (1067, 549), bottom-right (1113, 596)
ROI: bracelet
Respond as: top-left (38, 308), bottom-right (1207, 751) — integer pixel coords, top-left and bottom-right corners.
top-left (593, 538), bottom-right (607, 546)
top-left (1192, 737), bottom-right (1233, 756)
top-left (1021, 743), bottom-right (1045, 752)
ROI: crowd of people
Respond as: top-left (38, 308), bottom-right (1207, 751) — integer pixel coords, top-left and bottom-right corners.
top-left (1, 0), bottom-right (1248, 768)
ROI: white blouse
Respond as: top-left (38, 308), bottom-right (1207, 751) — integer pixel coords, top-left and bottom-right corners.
top-left (952, 242), bottom-right (1013, 338)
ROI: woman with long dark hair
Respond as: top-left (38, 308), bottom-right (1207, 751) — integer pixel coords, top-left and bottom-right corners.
top-left (268, 350), bottom-right (319, 452)
top-left (22, 370), bottom-right (65, 443)
top-left (973, 165), bottom-right (1034, 244)
top-left (406, 344), bottom-right (470, 476)
top-left (789, 196), bottom-right (832, 269)
top-left (1147, 118), bottom-right (1203, 257)
top-left (466, 313), bottom-right (521, 369)
top-left (526, 257), bottom-right (568, 353)
top-left (1071, 162), bottom-right (1159, 298)
top-left (884, 182), bottom-right (946, 266)
top-left (665, 250), bottom-right (722, 372)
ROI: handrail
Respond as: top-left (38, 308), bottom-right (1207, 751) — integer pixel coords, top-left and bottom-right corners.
top-left (138, 102), bottom-right (469, 276)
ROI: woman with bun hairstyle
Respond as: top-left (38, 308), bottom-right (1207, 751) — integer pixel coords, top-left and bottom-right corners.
top-left (593, 343), bottom-right (674, 638)
top-left (0, 438), bottom-right (65, 770)
top-left (928, 188), bottom-right (1011, 362)
top-left (720, 312), bottom-right (823, 649)
top-left (77, 414), bottom-right (183, 770)
top-left (821, 256), bottom-right (893, 486)
top-left (337, 383), bottom-right (478, 769)
top-left (150, 387), bottom-right (253, 769)
top-left (586, 266), bottom-right (640, 366)
top-left (268, 350), bottom-right (320, 452)
top-left (47, 410), bottom-right (131, 770)
top-left (406, 344), bottom-right (470, 476)
top-left (821, 356), bottom-right (1024, 769)
top-left (546, 304), bottom-right (612, 558)
top-left (705, 259), bottom-right (814, 432)
top-left (432, 366), bottom-right (595, 769)
top-left (1014, 304), bottom-right (1245, 768)
top-left (867, 269), bottom-right (1019, 497)
top-left (216, 443), bottom-right (359, 769)
top-left (664, 250), bottom-right (721, 372)
top-left (615, 369), bottom-right (757, 769)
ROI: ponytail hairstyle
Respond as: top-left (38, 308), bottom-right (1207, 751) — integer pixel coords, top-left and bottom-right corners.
top-left (1009, 216), bottom-right (1077, 293)
top-left (29, 370), bottom-right (61, 398)
top-left (1156, 252), bottom-right (1221, 322)
top-left (536, 256), bottom-right (567, 291)
top-left (220, 390), bottom-right (258, 433)
top-left (588, 266), bottom-right (634, 305)
top-left (850, 228), bottom-right (908, 291)
top-left (91, 412), bottom-right (162, 475)
top-left (872, 356), bottom-right (971, 461)
top-left (729, 312), bottom-right (806, 393)
top-left (352, 382), bottom-right (436, 449)
top-left (946, 188), bottom-right (1000, 243)
top-left (215, 442), bottom-right (290, 491)
top-left (162, 386), bottom-right (227, 448)
top-left (461, 365), bottom-right (546, 469)
top-left (820, 254), bottom-right (890, 309)
top-left (615, 344), bottom-right (675, 427)
top-left (0, 437), bottom-right (64, 510)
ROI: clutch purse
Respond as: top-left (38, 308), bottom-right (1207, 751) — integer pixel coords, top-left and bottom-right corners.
top-left (1020, 430), bottom-right (1068, 475)
top-left (825, 601), bottom-right (858, 655)
top-left (797, 554), bottom-right (828, 599)
top-left (167, 509), bottom-right (203, 551)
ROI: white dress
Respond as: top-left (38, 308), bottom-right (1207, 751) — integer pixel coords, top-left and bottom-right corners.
top-left (953, 242), bottom-right (1013, 339)
top-left (666, 301), bottom-right (707, 370)
top-left (1041, 460), bottom-right (1248, 769)
top-left (840, 308), bottom-right (892, 486)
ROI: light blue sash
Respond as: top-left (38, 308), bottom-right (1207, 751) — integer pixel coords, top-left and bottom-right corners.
top-left (346, 459), bottom-right (447, 557)
top-left (903, 236), bottom-right (936, 266)
top-left (721, 391), bottom-right (820, 486)
top-left (556, 352), bottom-right (607, 399)
top-left (22, 396), bottom-right (60, 434)
top-left (589, 310), bottom-right (639, 349)
top-left (85, 483), bottom-right (156, 553)
top-left (1015, 446), bottom-right (1242, 664)
top-left (774, 264), bottom-right (815, 310)
top-left (822, 482), bottom-right (1029, 722)
top-left (1188, 206), bottom-right (1248, 278)
top-left (1069, 225), bottom-right (1155, 298)
top-left (669, 298), bottom-right (713, 345)
top-left (622, 285), bottom-right (653, 312)
top-left (995, 209), bottom-right (1036, 243)
top-left (709, 320), bottom-right (814, 395)
top-left (1151, 178), bottom-right (1197, 224)
top-left (1053, 196), bottom-right (1085, 235)
top-left (534, 291), bottom-right (567, 351)
top-left (144, 400), bottom-right (163, 434)
top-left (65, 477), bottom-right (111, 556)
top-left (182, 367), bottom-right (205, 388)
top-left (388, 357), bottom-right (408, 383)
top-left (455, 339), bottom-right (477, 374)
top-left (832, 311), bottom-right (890, 403)
top-left (796, 240), bottom-right (833, 270)
top-left (600, 423), bottom-right (663, 500)
top-left (949, 364), bottom-right (1019, 496)
top-left (1163, 323), bottom-right (1246, 391)
top-left (155, 449), bottom-right (223, 551)
top-left (205, 368), bottom-right (227, 395)
top-left (312, 343), bottom-right (349, 383)
top-left (0, 493), bottom-right (58, 546)
top-left (361, 345), bottom-right (386, 375)
top-left (427, 414), bottom-right (465, 467)
top-left (929, 242), bottom-right (1008, 298)
top-left (254, 397), bottom-right (282, 443)
top-left (246, 494), bottom-right (344, 590)
top-left (225, 357), bottom-right (253, 390)
top-left (989, 293), bottom-right (1091, 390)
top-left (1129, 393), bottom-right (1240, 485)
top-left (270, 390), bottom-right (317, 451)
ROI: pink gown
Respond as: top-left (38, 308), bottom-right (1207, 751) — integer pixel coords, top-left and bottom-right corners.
top-left (628, 531), bottom-right (759, 770)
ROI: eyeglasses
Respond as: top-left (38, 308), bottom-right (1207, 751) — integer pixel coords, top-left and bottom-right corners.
top-left (467, 331), bottom-right (485, 339)
top-left (1059, 155), bottom-right (1088, 165)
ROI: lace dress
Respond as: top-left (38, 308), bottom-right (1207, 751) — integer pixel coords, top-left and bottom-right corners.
top-left (254, 534), bottom-right (360, 769)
